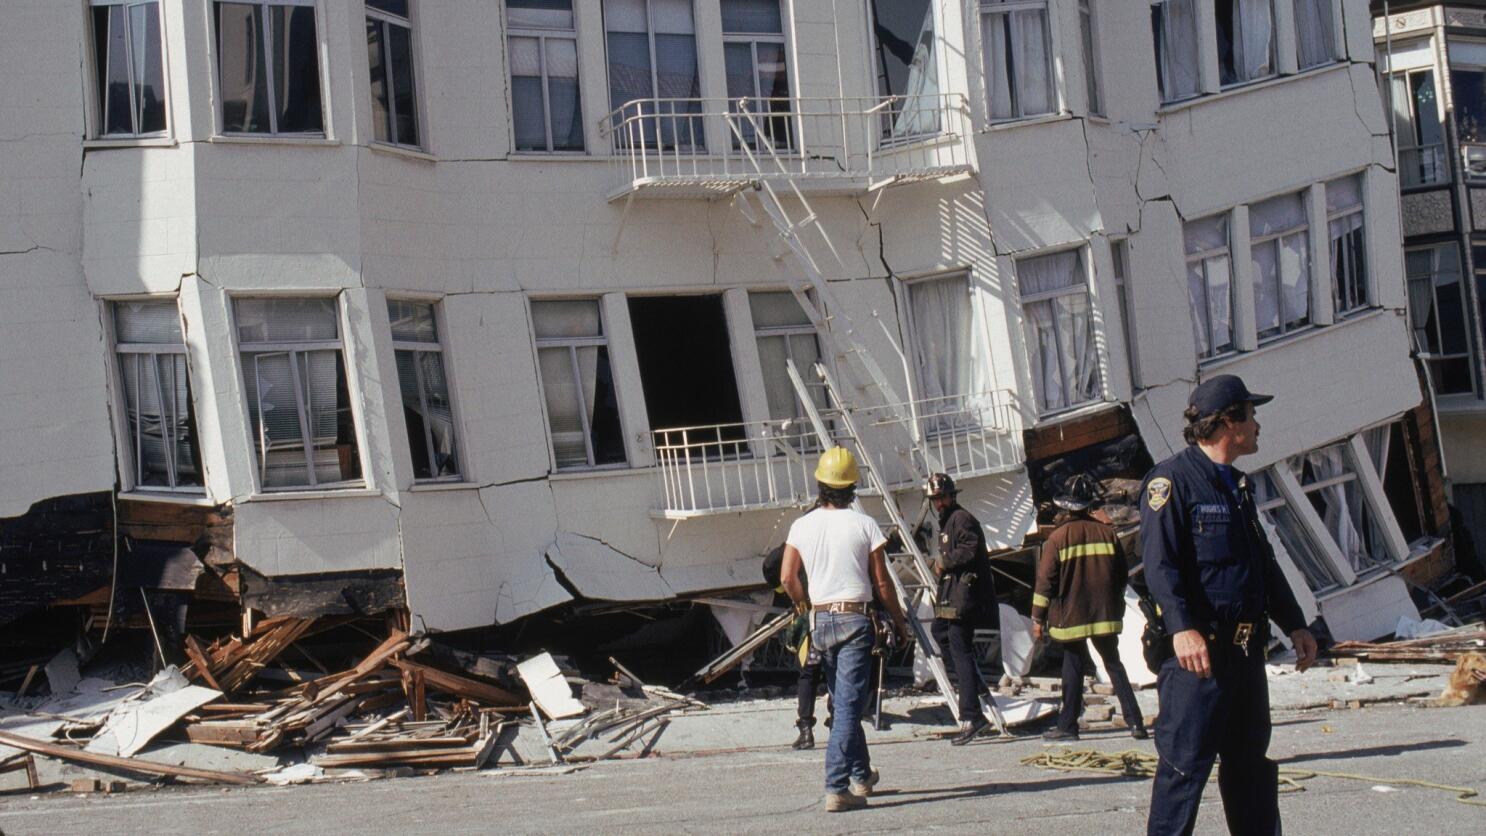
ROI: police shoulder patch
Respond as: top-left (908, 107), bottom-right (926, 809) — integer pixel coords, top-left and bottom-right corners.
top-left (1146, 477), bottom-right (1173, 511)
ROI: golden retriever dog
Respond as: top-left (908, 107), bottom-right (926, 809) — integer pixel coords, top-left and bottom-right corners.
top-left (1438, 651), bottom-right (1486, 707)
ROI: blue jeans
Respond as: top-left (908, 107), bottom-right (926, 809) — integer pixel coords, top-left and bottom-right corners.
top-left (811, 611), bottom-right (874, 793)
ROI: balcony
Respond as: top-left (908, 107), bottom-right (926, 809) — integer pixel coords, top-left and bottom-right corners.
top-left (599, 94), bottom-right (975, 201)
top-left (1399, 143), bottom-right (1448, 188)
top-left (650, 390), bottom-right (1023, 519)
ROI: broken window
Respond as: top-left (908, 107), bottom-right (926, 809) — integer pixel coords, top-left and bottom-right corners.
top-left (1253, 471), bottom-right (1342, 594)
top-left (1016, 250), bottom-right (1101, 415)
top-left (629, 295), bottom-right (744, 434)
top-left (979, 0), bottom-right (1055, 122)
top-left (603, 0), bottom-right (704, 151)
top-left (1080, 0), bottom-right (1103, 116)
top-left (509, 0), bottom-right (584, 152)
top-left (90, 1), bottom-right (167, 137)
top-left (1111, 239), bottom-right (1140, 389)
top-left (112, 300), bottom-right (203, 492)
top-left (235, 298), bottom-right (363, 490)
top-left (1151, 0), bottom-right (1199, 103)
top-left (388, 300), bottom-right (460, 481)
top-left (1388, 67), bottom-right (1446, 187)
top-left (365, 0), bottom-right (421, 148)
top-left (1293, 0), bottom-right (1339, 70)
top-left (722, 0), bottom-right (792, 150)
top-left (1290, 442), bottom-right (1392, 577)
top-left (1249, 191), bottom-right (1310, 341)
top-left (1327, 175), bottom-right (1368, 316)
top-left (1185, 214), bottom-right (1235, 360)
top-left (1406, 244), bottom-right (1475, 395)
top-left (532, 299), bottom-right (627, 470)
top-left (1215, 0), bottom-right (1275, 88)
top-left (750, 291), bottom-right (825, 424)
top-left (214, 0), bottom-right (324, 135)
top-left (870, 0), bottom-right (940, 138)
top-left (1361, 421), bottom-right (1426, 544)
top-left (1449, 42), bottom-right (1486, 177)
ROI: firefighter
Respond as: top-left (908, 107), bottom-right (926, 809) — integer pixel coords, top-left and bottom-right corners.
top-left (1141, 375), bottom-right (1318, 835)
top-left (1031, 473), bottom-right (1147, 741)
top-left (925, 473), bottom-right (998, 746)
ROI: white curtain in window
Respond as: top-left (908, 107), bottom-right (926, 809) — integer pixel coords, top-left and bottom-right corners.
top-left (1280, 230), bottom-right (1311, 326)
top-left (908, 276), bottom-right (974, 403)
top-left (1159, 0), bottom-right (1200, 100)
top-left (984, 7), bottom-right (1051, 119)
top-left (1294, 0), bottom-right (1336, 68)
top-left (1018, 252), bottom-right (1094, 412)
top-left (1298, 447), bottom-right (1377, 573)
top-left (1236, 0), bottom-right (1274, 80)
top-left (1362, 425), bottom-right (1390, 481)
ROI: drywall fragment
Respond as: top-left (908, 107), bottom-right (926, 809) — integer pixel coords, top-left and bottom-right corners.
top-left (516, 653), bottom-right (586, 720)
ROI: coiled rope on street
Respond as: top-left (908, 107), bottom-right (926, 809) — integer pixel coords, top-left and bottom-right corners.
top-left (1020, 748), bottom-right (1486, 807)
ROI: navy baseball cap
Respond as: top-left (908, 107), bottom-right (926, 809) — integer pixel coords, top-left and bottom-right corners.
top-left (1189, 374), bottom-right (1273, 419)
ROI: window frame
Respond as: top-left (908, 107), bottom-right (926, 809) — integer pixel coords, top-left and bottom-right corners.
top-left (1185, 215), bottom-right (1237, 362)
top-left (507, 0), bottom-right (586, 154)
top-left (106, 298), bottom-right (204, 494)
top-left (231, 294), bottom-right (367, 493)
top-left (1215, 0), bottom-right (1278, 90)
top-left (210, 0), bottom-right (328, 139)
top-left (1406, 242), bottom-right (1477, 397)
top-left (1151, 0), bottom-right (1200, 105)
top-left (867, 0), bottom-right (946, 140)
top-left (1110, 238), bottom-right (1140, 389)
top-left (1015, 248), bottom-right (1104, 417)
top-left (388, 298), bottom-right (464, 483)
top-left (1387, 66), bottom-right (1449, 189)
top-left (749, 290), bottom-right (824, 424)
top-left (720, 0), bottom-right (794, 150)
top-left (1327, 176), bottom-right (1369, 318)
top-left (601, 0), bottom-right (706, 152)
top-left (1249, 193), bottom-right (1312, 343)
top-left (530, 297), bottom-right (629, 472)
top-left (1291, 441), bottom-right (1399, 579)
top-left (1253, 470), bottom-right (1344, 595)
top-left (87, 0), bottom-right (171, 139)
top-left (977, 0), bottom-right (1059, 124)
top-left (1079, 0), bottom-right (1103, 117)
top-left (364, 0), bottom-right (425, 150)
top-left (1447, 40), bottom-right (1486, 181)
top-left (1292, 0), bottom-right (1343, 71)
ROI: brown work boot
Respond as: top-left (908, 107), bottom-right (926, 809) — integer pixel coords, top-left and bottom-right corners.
top-left (792, 719), bottom-right (815, 750)
top-left (849, 768), bottom-right (880, 798)
top-left (825, 791), bottom-right (867, 812)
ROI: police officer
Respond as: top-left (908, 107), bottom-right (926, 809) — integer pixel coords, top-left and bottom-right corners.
top-left (925, 473), bottom-right (997, 745)
top-left (1141, 375), bottom-right (1318, 836)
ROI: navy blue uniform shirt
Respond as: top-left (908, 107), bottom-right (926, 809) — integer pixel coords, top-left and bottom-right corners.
top-left (1139, 446), bottom-right (1306, 636)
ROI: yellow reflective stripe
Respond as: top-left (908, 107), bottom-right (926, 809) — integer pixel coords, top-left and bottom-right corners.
top-left (1032, 593), bottom-right (1050, 608)
top-left (1048, 621), bottom-right (1124, 641)
top-left (1057, 542), bottom-right (1117, 562)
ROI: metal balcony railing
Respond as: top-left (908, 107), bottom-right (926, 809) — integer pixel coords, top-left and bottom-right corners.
top-left (852, 390), bottom-right (1025, 488)
top-left (1399, 144), bottom-right (1448, 188)
top-left (599, 94), bottom-right (975, 199)
top-left (651, 418), bottom-right (820, 518)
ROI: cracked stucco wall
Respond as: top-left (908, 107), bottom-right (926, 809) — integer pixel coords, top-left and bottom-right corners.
top-left (14, 0), bottom-right (1425, 632)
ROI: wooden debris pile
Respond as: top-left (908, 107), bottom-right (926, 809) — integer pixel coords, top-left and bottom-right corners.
top-left (1331, 622), bottom-right (1486, 664)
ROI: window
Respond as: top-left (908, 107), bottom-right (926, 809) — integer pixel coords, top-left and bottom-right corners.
top-left (509, 0), bottom-right (584, 153)
top-left (979, 0), bottom-right (1055, 122)
top-left (1111, 240), bottom-right (1140, 388)
top-left (722, 0), bottom-right (792, 150)
top-left (1362, 421), bottom-right (1426, 544)
top-left (629, 295), bottom-right (744, 432)
top-left (1017, 250), bottom-right (1101, 414)
top-left (365, 0), bottom-right (420, 148)
top-left (90, 1), bottom-right (167, 137)
top-left (1249, 191), bottom-right (1310, 340)
top-left (214, 0), bottom-right (323, 135)
top-left (906, 275), bottom-right (976, 405)
top-left (1326, 175), bottom-right (1368, 316)
top-left (388, 300), bottom-right (460, 481)
top-left (1406, 244), bottom-right (1474, 395)
top-left (1253, 471), bottom-right (1342, 594)
top-left (112, 301), bottom-right (202, 491)
top-left (1290, 443), bottom-right (1391, 577)
top-left (1079, 0), bottom-right (1102, 116)
top-left (1185, 214), bottom-right (1235, 360)
top-left (750, 291), bottom-right (824, 423)
top-left (1215, 0), bottom-right (1275, 87)
top-left (603, 0), bottom-right (704, 151)
top-left (532, 300), bottom-right (626, 469)
top-left (235, 298), bottom-right (362, 490)
top-left (1293, 0), bottom-right (1338, 70)
top-left (1151, 0), bottom-right (1199, 103)
top-left (1449, 42), bottom-right (1486, 178)
top-left (1388, 69), bottom-right (1446, 187)
top-left (870, 0), bottom-right (940, 138)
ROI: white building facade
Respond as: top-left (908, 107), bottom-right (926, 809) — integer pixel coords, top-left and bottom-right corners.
top-left (0, 0), bottom-right (1446, 642)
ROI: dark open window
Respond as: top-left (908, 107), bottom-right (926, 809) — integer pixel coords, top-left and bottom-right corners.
top-left (628, 296), bottom-right (744, 434)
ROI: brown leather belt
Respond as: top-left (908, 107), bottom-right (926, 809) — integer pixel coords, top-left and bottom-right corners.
top-left (815, 601), bottom-right (869, 615)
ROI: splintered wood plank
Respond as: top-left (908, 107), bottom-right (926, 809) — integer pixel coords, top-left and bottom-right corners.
top-left (389, 659), bottom-right (524, 707)
top-left (0, 730), bottom-right (259, 785)
top-left (183, 636), bottom-right (223, 691)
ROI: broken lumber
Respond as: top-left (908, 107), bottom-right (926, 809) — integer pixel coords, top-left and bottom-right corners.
top-left (0, 730), bottom-right (260, 786)
top-left (389, 658), bottom-right (523, 706)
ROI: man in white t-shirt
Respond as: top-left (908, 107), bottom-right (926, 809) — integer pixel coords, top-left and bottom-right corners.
top-left (780, 447), bottom-right (908, 813)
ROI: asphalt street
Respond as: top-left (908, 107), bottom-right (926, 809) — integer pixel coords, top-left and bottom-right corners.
top-left (1, 702), bottom-right (1482, 834)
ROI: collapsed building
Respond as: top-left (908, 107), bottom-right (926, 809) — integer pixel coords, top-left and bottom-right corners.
top-left (0, 0), bottom-right (1466, 680)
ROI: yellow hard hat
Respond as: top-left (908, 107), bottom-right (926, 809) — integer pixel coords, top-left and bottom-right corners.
top-left (814, 446), bottom-right (859, 488)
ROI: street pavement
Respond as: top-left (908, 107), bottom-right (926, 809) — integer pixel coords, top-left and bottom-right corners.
top-left (1, 701), bottom-right (1481, 834)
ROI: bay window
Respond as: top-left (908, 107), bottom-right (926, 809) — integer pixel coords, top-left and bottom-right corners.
top-left (113, 300), bottom-right (202, 492)
top-left (214, 0), bottom-right (324, 135)
top-left (90, 1), bottom-right (167, 137)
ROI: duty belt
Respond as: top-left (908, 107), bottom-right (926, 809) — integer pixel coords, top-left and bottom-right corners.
top-left (1208, 620), bottom-right (1261, 656)
top-left (815, 601), bottom-right (870, 615)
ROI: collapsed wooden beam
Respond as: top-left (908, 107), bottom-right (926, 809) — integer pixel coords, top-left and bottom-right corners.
top-left (0, 730), bottom-right (260, 786)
